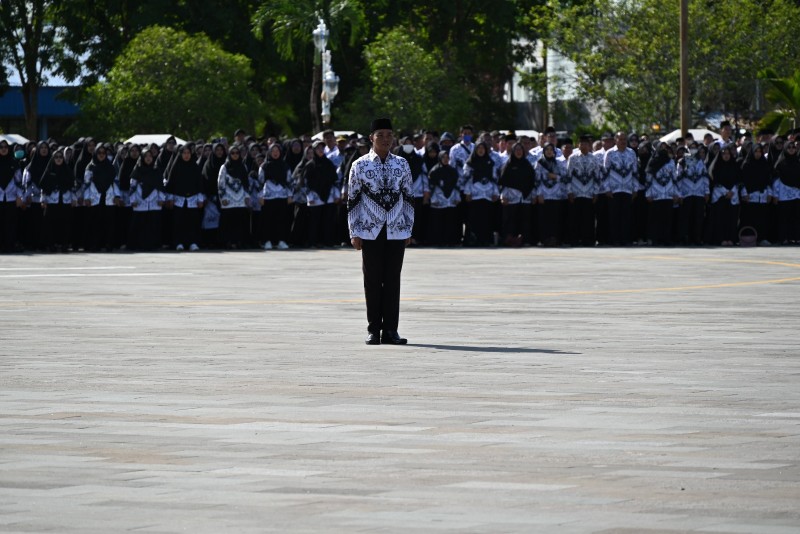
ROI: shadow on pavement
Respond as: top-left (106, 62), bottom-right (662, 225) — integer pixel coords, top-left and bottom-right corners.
top-left (408, 343), bottom-right (580, 354)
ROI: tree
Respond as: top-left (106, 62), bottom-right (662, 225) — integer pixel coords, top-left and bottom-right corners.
top-left (252, 0), bottom-right (368, 132)
top-left (74, 26), bottom-right (260, 140)
top-left (535, 0), bottom-right (800, 131)
top-left (0, 0), bottom-right (57, 138)
top-left (759, 69), bottom-right (800, 134)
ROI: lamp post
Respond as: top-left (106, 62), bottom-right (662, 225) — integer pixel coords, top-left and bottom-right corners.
top-left (312, 18), bottom-right (340, 128)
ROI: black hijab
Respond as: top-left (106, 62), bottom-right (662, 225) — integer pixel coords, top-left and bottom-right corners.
top-left (155, 136), bottom-right (177, 175)
top-left (646, 142), bottom-right (672, 176)
top-left (499, 143), bottom-right (535, 198)
top-left (708, 144), bottom-right (740, 189)
top-left (165, 147), bottom-right (203, 197)
top-left (25, 141), bottom-right (51, 188)
top-left (466, 142), bottom-right (495, 184)
top-left (774, 142), bottom-right (800, 189)
top-left (130, 152), bottom-right (164, 199)
top-left (86, 147), bottom-right (116, 194)
top-left (537, 142), bottom-right (558, 174)
top-left (740, 143), bottom-right (772, 193)
top-left (73, 137), bottom-right (94, 180)
top-left (304, 144), bottom-right (337, 200)
top-left (223, 146), bottom-right (249, 186)
top-left (202, 142), bottom-right (227, 199)
top-left (117, 146), bottom-right (140, 192)
top-left (283, 139), bottom-right (304, 172)
top-left (39, 150), bottom-right (76, 195)
top-left (0, 141), bottom-right (19, 189)
top-left (428, 151), bottom-right (459, 197)
top-left (423, 141), bottom-right (441, 174)
top-left (261, 143), bottom-right (289, 185)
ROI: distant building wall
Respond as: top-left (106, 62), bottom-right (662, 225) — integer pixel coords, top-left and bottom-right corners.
top-left (0, 86), bottom-right (79, 141)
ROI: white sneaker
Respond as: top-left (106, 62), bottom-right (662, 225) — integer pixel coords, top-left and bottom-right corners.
top-left (189, 243), bottom-right (200, 251)
top-left (263, 241), bottom-right (273, 250)
top-left (176, 244), bottom-right (185, 251)
top-left (277, 241), bottom-right (289, 250)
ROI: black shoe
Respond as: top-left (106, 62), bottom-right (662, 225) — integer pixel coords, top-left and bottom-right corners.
top-left (380, 331), bottom-right (407, 345)
top-left (365, 332), bottom-right (381, 345)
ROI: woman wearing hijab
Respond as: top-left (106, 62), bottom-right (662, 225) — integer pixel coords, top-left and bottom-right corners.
top-left (498, 142), bottom-right (535, 246)
top-left (82, 144), bottom-right (121, 251)
top-left (199, 142), bottom-right (226, 249)
top-left (461, 141), bottom-right (498, 246)
top-left (283, 138), bottom-right (304, 173)
top-left (394, 136), bottom-right (429, 246)
top-left (258, 143), bottom-right (292, 250)
top-left (676, 142), bottom-right (710, 245)
top-left (772, 139), bottom-right (800, 244)
top-left (289, 145), bottom-right (314, 247)
top-left (708, 144), bottom-right (742, 245)
top-left (0, 140), bottom-right (23, 252)
top-left (302, 140), bottom-right (338, 247)
top-left (165, 144), bottom-right (205, 251)
top-left (71, 137), bottom-right (95, 251)
top-left (535, 142), bottom-right (569, 247)
top-left (22, 141), bottom-right (53, 250)
top-left (630, 134), bottom-right (649, 245)
top-left (427, 151), bottom-right (462, 246)
top-left (39, 148), bottom-right (77, 252)
top-left (129, 150), bottom-right (166, 251)
top-left (644, 142), bottom-right (679, 246)
top-left (217, 145), bottom-right (251, 249)
top-left (115, 144), bottom-right (140, 249)
top-left (739, 143), bottom-right (774, 245)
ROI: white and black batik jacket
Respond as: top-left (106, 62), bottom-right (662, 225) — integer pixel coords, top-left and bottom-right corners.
top-left (347, 150), bottom-right (415, 240)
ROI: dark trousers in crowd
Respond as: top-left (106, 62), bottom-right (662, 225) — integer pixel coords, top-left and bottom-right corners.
top-left (290, 204), bottom-right (308, 247)
top-left (173, 204), bottom-right (201, 248)
top-left (130, 210), bottom-right (162, 251)
top-left (85, 203), bottom-right (115, 251)
top-left (412, 197), bottom-right (428, 244)
top-left (595, 194), bottom-right (610, 244)
top-left (608, 193), bottom-right (633, 245)
top-left (23, 203), bottom-right (44, 251)
top-left (568, 197), bottom-right (595, 246)
top-left (306, 204), bottom-right (333, 247)
top-left (0, 201), bottom-right (19, 252)
top-left (249, 209), bottom-right (261, 246)
top-left (709, 199), bottom-right (739, 244)
top-left (262, 198), bottom-right (290, 246)
top-left (538, 199), bottom-right (564, 246)
top-left (467, 199), bottom-right (495, 246)
top-left (501, 203), bottom-right (531, 246)
top-left (361, 225), bottom-right (406, 335)
top-left (42, 202), bottom-right (72, 251)
top-left (631, 193), bottom-right (648, 243)
top-left (739, 202), bottom-right (770, 243)
top-left (115, 206), bottom-right (132, 249)
top-left (678, 196), bottom-right (706, 245)
top-left (428, 207), bottom-right (459, 245)
top-left (221, 207), bottom-right (249, 248)
top-left (70, 206), bottom-right (87, 251)
top-left (778, 199), bottom-right (800, 243)
top-left (647, 199), bottom-right (673, 245)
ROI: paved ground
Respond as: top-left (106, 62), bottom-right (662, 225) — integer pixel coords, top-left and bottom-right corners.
top-left (1, 246), bottom-right (799, 533)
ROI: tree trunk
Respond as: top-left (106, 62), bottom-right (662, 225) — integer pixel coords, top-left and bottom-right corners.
top-left (21, 82), bottom-right (38, 140)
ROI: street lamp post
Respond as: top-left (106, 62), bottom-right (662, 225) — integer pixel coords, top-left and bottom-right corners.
top-left (312, 18), bottom-right (340, 128)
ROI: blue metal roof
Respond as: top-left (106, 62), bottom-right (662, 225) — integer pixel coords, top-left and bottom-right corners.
top-left (0, 86), bottom-right (79, 118)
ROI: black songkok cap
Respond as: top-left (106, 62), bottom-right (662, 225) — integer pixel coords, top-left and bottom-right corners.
top-left (579, 134), bottom-right (594, 143)
top-left (370, 118), bottom-right (393, 133)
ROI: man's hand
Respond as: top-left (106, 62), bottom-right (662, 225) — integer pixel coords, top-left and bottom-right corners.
top-left (351, 237), bottom-right (362, 250)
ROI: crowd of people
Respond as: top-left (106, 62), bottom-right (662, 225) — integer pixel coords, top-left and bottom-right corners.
top-left (1, 121), bottom-right (799, 254)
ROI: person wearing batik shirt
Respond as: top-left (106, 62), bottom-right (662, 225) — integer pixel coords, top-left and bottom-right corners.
top-left (594, 132), bottom-right (615, 245)
top-left (708, 144), bottom-right (741, 246)
top-left (427, 151), bottom-right (461, 246)
top-left (39, 149), bottom-right (78, 252)
top-left (165, 144), bottom-right (205, 251)
top-left (535, 142), bottom-right (569, 246)
top-left (462, 141), bottom-right (499, 246)
top-left (129, 150), bottom-right (166, 251)
top-left (566, 134), bottom-right (602, 246)
top-left (602, 132), bottom-right (639, 245)
top-left (644, 143), bottom-right (679, 245)
top-left (0, 140), bottom-right (23, 252)
top-left (675, 143), bottom-right (709, 245)
top-left (348, 118), bottom-right (414, 346)
top-left (498, 143), bottom-right (536, 246)
top-left (217, 145), bottom-right (251, 249)
top-left (395, 136), bottom-right (429, 245)
top-left (739, 143), bottom-right (774, 246)
top-left (303, 140), bottom-right (339, 247)
top-left (81, 144), bottom-right (121, 251)
top-left (22, 141), bottom-right (51, 250)
top-left (258, 143), bottom-right (292, 250)
top-left (772, 139), bottom-right (800, 244)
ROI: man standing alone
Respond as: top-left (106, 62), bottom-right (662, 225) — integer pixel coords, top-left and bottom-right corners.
top-left (348, 118), bottom-right (415, 345)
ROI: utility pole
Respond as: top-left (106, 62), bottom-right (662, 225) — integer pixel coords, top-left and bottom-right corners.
top-left (680, 0), bottom-right (690, 137)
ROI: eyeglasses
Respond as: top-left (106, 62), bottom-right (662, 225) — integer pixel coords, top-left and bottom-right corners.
top-left (788, 145), bottom-right (797, 150)
top-left (54, 156), bottom-right (64, 160)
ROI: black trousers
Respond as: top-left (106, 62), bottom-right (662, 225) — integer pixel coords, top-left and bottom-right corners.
top-left (130, 210), bottom-right (162, 251)
top-left (361, 226), bottom-right (406, 335)
top-left (647, 199), bottom-right (673, 244)
top-left (42, 202), bottom-right (72, 250)
top-left (778, 199), bottom-right (800, 242)
top-left (710, 199), bottom-right (739, 244)
top-left (501, 203), bottom-right (531, 244)
top-left (0, 201), bottom-right (19, 252)
top-left (221, 207), bottom-right (249, 247)
top-left (608, 193), bottom-right (633, 245)
top-left (262, 198), bottom-right (289, 245)
top-left (568, 197), bottom-right (595, 246)
top-left (678, 196), bottom-right (705, 245)
top-left (739, 202), bottom-right (769, 242)
top-left (538, 199), bottom-right (564, 246)
top-left (412, 197), bottom-right (428, 243)
top-left (173, 204), bottom-right (201, 247)
top-left (468, 199), bottom-right (494, 245)
top-left (85, 203), bottom-right (115, 251)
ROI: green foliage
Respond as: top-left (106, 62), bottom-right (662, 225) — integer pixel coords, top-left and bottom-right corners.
top-left (759, 68), bottom-right (800, 134)
top-left (74, 26), bottom-right (260, 140)
top-left (536, 0), bottom-right (800, 131)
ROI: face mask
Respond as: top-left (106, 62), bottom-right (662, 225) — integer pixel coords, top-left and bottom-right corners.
top-left (402, 144), bottom-right (414, 154)
top-left (462, 135), bottom-right (472, 143)
top-left (14, 150), bottom-right (24, 159)
top-left (689, 148), bottom-right (698, 156)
